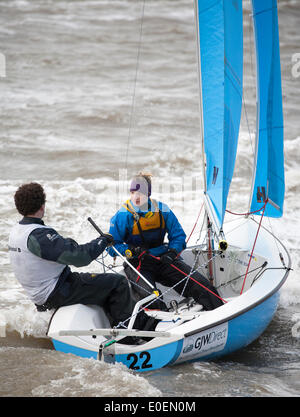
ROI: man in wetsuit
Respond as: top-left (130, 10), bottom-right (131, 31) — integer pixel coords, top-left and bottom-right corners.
top-left (8, 182), bottom-right (156, 331)
top-left (108, 172), bottom-right (223, 311)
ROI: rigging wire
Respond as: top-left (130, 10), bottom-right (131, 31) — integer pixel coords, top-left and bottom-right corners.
top-left (186, 202), bottom-right (204, 244)
top-left (240, 199), bottom-right (267, 294)
top-left (124, 0), bottom-right (146, 172)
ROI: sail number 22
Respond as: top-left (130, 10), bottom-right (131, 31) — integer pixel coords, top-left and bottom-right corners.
top-left (127, 351), bottom-right (152, 370)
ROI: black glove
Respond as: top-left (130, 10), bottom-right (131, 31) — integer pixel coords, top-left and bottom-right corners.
top-left (131, 246), bottom-right (148, 257)
top-left (160, 249), bottom-right (178, 265)
top-left (102, 233), bottom-right (114, 246)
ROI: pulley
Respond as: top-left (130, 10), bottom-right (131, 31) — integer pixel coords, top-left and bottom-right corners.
top-left (218, 240), bottom-right (228, 251)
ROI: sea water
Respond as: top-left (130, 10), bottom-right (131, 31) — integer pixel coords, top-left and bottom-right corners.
top-left (0, 0), bottom-right (299, 398)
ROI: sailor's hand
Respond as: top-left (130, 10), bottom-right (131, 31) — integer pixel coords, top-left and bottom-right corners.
top-left (133, 246), bottom-right (143, 257)
top-left (128, 246), bottom-right (148, 258)
top-left (160, 249), bottom-right (177, 265)
top-left (102, 233), bottom-right (114, 246)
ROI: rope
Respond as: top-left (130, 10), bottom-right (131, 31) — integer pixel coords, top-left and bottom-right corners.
top-left (135, 250), bottom-right (147, 282)
top-left (167, 260), bottom-right (226, 304)
top-left (225, 202), bottom-right (267, 216)
top-left (178, 242), bottom-right (203, 298)
top-left (186, 203), bottom-right (204, 244)
top-left (240, 199), bottom-right (268, 294)
top-left (148, 254), bottom-right (227, 304)
top-left (216, 263), bottom-right (266, 290)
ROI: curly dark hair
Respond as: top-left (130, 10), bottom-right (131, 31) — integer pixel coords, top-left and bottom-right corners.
top-left (14, 182), bottom-right (46, 216)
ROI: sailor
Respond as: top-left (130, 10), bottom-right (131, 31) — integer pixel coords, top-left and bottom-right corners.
top-left (8, 182), bottom-right (157, 332)
top-left (108, 172), bottom-right (223, 311)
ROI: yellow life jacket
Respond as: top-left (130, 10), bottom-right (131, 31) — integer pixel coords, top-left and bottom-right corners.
top-left (122, 199), bottom-right (165, 248)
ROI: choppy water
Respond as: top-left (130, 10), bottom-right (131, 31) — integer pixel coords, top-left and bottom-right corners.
top-left (0, 0), bottom-right (300, 398)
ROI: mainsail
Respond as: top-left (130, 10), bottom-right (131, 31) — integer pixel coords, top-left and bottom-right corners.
top-left (195, 0), bottom-right (243, 231)
top-left (249, 0), bottom-right (285, 218)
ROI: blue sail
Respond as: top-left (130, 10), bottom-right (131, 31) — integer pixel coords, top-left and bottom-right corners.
top-left (196, 0), bottom-right (243, 230)
top-left (249, 0), bottom-right (284, 218)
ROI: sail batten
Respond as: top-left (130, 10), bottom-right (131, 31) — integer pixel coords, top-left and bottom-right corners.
top-left (249, 0), bottom-right (285, 218)
top-left (195, 0), bottom-right (243, 231)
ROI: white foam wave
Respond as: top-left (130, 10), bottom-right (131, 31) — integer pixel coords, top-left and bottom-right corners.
top-left (31, 356), bottom-right (162, 397)
top-left (0, 346), bottom-right (161, 397)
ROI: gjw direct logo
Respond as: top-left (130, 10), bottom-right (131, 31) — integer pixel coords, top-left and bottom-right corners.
top-left (0, 53), bottom-right (6, 77)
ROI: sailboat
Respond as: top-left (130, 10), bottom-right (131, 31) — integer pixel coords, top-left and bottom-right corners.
top-left (47, 0), bottom-right (291, 371)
